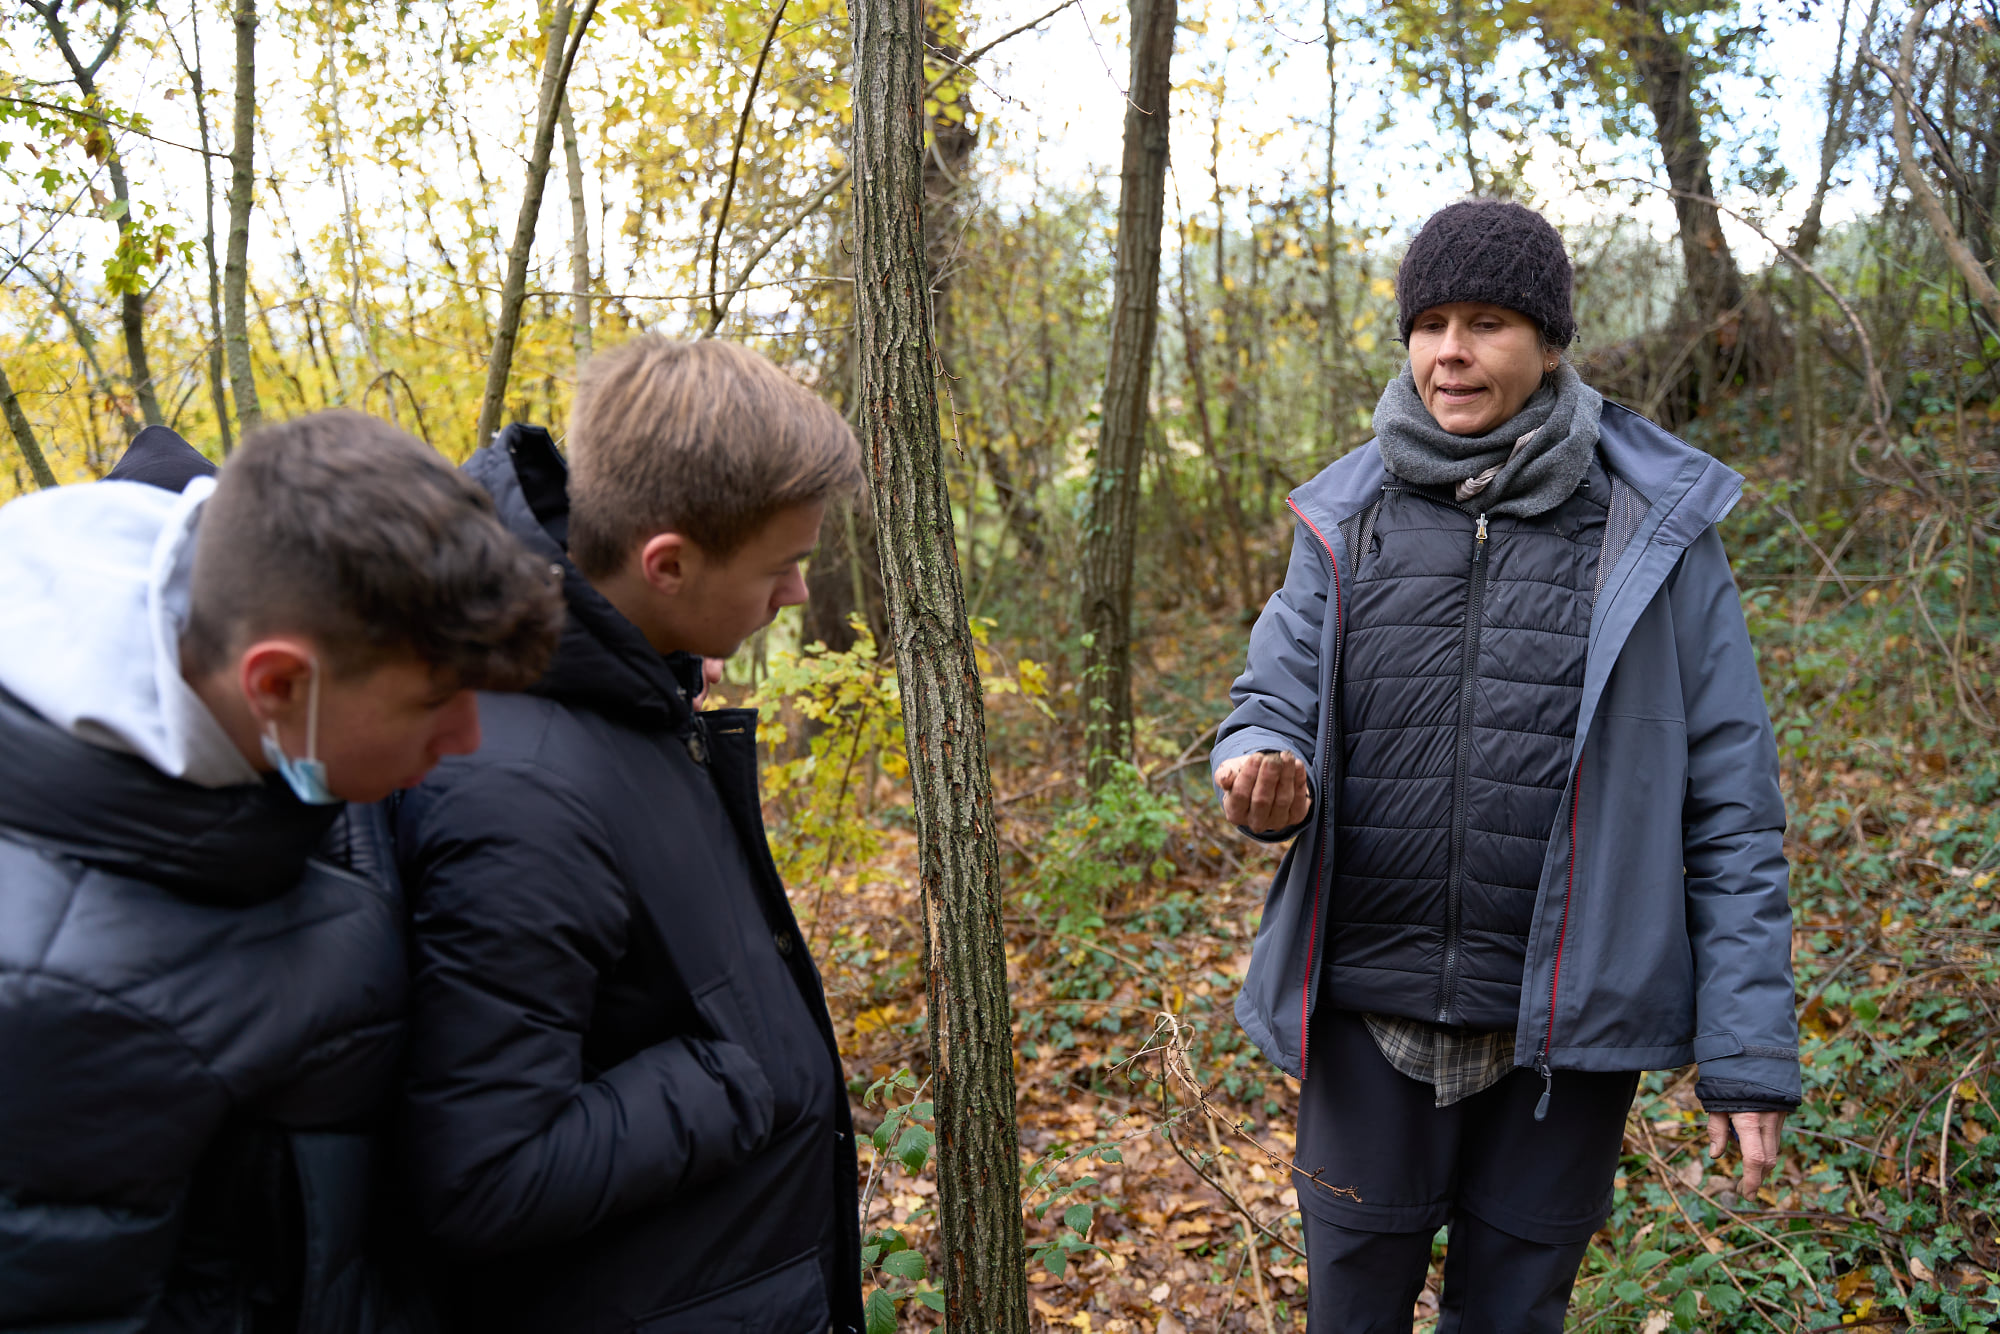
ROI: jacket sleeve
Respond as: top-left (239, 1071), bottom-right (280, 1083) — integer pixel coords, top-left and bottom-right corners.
top-left (1211, 521), bottom-right (1331, 843)
top-left (1670, 527), bottom-right (1800, 1111)
top-left (396, 762), bottom-right (776, 1254)
top-left (0, 970), bottom-right (225, 1323)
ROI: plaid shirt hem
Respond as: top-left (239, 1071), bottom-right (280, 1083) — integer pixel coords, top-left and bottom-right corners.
top-left (1363, 1013), bottom-right (1516, 1108)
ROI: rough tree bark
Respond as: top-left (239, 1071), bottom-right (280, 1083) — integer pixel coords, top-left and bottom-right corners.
top-left (1080, 0), bottom-right (1175, 788)
top-left (474, 0), bottom-right (600, 447)
top-left (1624, 0), bottom-right (1746, 332)
top-left (1, 362), bottom-right (57, 489)
top-left (33, 0), bottom-right (161, 429)
top-left (849, 0), bottom-right (1028, 1328)
top-left (224, 0), bottom-right (262, 433)
top-left (559, 93), bottom-right (592, 368)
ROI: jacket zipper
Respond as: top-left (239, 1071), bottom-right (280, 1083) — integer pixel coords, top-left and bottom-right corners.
top-left (1285, 497), bottom-right (1343, 1082)
top-left (1533, 753), bottom-right (1584, 1121)
top-left (1437, 513), bottom-right (1489, 1024)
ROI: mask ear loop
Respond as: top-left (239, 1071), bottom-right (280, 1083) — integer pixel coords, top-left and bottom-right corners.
top-left (304, 657), bottom-right (322, 764)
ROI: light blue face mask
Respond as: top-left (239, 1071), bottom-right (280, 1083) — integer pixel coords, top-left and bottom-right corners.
top-left (260, 657), bottom-right (340, 805)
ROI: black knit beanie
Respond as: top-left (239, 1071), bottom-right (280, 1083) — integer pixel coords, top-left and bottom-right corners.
top-left (1395, 199), bottom-right (1576, 347)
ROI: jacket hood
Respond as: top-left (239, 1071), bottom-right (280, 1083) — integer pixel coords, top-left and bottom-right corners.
top-left (463, 425), bottom-right (698, 733)
top-left (0, 684), bottom-right (340, 904)
top-left (0, 477), bottom-right (258, 787)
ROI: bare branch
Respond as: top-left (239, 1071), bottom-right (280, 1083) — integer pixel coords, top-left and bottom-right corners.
top-left (705, 0), bottom-right (791, 336)
top-left (922, 0), bottom-right (1078, 98)
top-left (0, 96), bottom-right (228, 160)
top-left (1858, 6), bottom-right (2000, 336)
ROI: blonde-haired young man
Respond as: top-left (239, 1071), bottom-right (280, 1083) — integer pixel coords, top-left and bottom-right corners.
top-left (392, 337), bottom-right (866, 1333)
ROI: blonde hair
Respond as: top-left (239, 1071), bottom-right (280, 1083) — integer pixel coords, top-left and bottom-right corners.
top-left (567, 336), bottom-right (862, 577)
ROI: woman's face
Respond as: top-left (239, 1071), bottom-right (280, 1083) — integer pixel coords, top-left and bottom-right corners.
top-left (1407, 302), bottom-right (1552, 436)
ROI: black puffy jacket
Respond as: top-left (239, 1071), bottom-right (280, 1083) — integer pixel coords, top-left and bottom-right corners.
top-left (391, 425), bottom-right (862, 1334)
top-left (1330, 464), bottom-right (1606, 1030)
top-left (0, 688), bottom-right (409, 1333)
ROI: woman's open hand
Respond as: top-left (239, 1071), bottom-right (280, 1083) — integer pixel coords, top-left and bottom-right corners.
top-left (1216, 750), bottom-right (1313, 834)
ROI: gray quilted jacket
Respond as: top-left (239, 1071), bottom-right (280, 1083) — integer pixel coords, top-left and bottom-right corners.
top-left (1212, 403), bottom-right (1800, 1111)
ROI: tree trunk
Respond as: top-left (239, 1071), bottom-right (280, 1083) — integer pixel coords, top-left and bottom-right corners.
top-left (802, 496), bottom-right (888, 656)
top-left (24, 264), bottom-right (138, 437)
top-left (1625, 0), bottom-right (1745, 331)
top-left (849, 1), bottom-right (1027, 1329)
top-left (1080, 0), bottom-right (1175, 788)
top-left (224, 0), bottom-right (262, 434)
top-left (1173, 233), bottom-right (1253, 610)
top-left (34, 0), bottom-right (161, 429)
top-left (559, 92), bottom-right (592, 368)
top-left (108, 158), bottom-right (161, 429)
top-left (186, 2), bottom-right (234, 456)
top-left (1, 361), bottom-right (57, 489)
top-left (922, 20), bottom-right (977, 363)
top-left (474, 0), bottom-right (599, 447)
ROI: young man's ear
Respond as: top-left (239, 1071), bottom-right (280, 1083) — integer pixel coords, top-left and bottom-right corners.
top-left (636, 532), bottom-right (696, 596)
top-left (236, 638), bottom-right (318, 725)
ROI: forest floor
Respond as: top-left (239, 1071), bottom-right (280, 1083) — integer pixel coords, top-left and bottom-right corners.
top-left (758, 457), bottom-right (2000, 1333)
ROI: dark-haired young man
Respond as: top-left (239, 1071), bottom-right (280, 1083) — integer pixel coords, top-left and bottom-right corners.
top-left (0, 410), bottom-right (563, 1333)
top-left (392, 336), bottom-right (864, 1333)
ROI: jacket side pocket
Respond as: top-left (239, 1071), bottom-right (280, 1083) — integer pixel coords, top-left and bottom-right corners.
top-left (635, 1248), bottom-right (829, 1333)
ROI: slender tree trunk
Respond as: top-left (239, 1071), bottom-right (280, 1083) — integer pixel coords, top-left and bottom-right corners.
top-left (1624, 0), bottom-right (1745, 330)
top-left (186, 2), bottom-right (234, 455)
top-left (24, 264), bottom-right (139, 436)
top-left (1322, 0), bottom-right (1342, 458)
top-left (475, 0), bottom-right (599, 446)
top-left (977, 439), bottom-right (1047, 561)
top-left (1080, 0), bottom-right (1175, 788)
top-left (1174, 233), bottom-right (1252, 610)
top-left (224, 0), bottom-right (262, 433)
top-left (922, 19), bottom-right (977, 368)
top-left (1, 361), bottom-right (57, 489)
top-left (107, 161), bottom-right (161, 429)
top-left (34, 0), bottom-right (160, 428)
top-left (850, 1), bottom-right (1027, 1329)
top-left (559, 92), bottom-right (592, 368)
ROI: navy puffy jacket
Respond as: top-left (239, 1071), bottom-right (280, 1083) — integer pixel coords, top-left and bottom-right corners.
top-left (0, 689), bottom-right (408, 1333)
top-left (391, 426), bottom-right (862, 1334)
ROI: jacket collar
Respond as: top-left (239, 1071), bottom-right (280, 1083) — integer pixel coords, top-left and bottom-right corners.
top-left (464, 426), bottom-right (697, 734)
top-left (0, 684), bottom-right (339, 904)
top-left (1286, 400), bottom-right (1743, 561)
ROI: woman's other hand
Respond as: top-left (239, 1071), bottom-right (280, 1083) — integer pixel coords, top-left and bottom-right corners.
top-left (1216, 750), bottom-right (1313, 834)
top-left (1707, 1110), bottom-right (1787, 1194)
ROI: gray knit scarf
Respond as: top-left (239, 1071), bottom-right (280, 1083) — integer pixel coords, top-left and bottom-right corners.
top-left (1373, 361), bottom-right (1604, 519)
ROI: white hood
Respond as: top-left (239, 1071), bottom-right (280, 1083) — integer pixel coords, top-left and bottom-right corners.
top-left (0, 478), bottom-right (259, 787)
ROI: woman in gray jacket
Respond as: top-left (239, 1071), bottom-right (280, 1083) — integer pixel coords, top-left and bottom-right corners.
top-left (1212, 200), bottom-right (1797, 1332)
